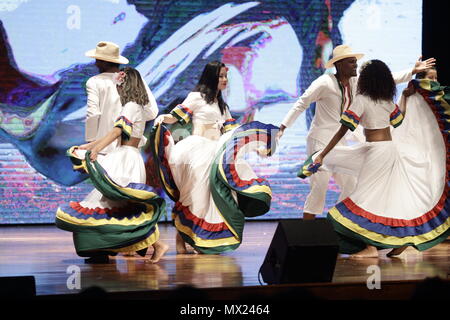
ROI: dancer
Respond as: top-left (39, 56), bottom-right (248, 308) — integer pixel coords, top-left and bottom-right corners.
top-left (56, 67), bottom-right (167, 263)
top-left (85, 41), bottom-right (159, 257)
top-left (151, 61), bottom-right (278, 254)
top-left (304, 59), bottom-right (450, 258)
top-left (278, 44), bottom-right (436, 220)
top-left (402, 66), bottom-right (438, 98)
top-left (85, 41), bottom-right (158, 153)
top-left (415, 66), bottom-right (438, 82)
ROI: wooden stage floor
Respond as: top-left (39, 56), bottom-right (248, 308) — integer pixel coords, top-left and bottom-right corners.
top-left (1, 221), bottom-right (449, 300)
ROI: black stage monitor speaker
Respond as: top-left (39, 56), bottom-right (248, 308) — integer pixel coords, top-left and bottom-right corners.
top-left (260, 219), bottom-right (339, 284)
top-left (0, 276), bottom-right (36, 298)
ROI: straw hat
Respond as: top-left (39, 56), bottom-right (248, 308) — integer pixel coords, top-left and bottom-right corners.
top-left (85, 41), bottom-right (129, 64)
top-left (325, 45), bottom-right (364, 69)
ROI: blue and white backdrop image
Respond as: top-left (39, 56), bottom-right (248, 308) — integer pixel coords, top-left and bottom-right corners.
top-left (0, 0), bottom-right (422, 223)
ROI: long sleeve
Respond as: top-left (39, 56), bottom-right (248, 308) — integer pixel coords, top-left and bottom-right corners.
top-left (281, 77), bottom-right (325, 128)
top-left (340, 95), bottom-right (364, 131)
top-left (390, 104), bottom-right (404, 128)
top-left (392, 69), bottom-right (413, 85)
top-left (114, 102), bottom-right (141, 140)
top-left (141, 75), bottom-right (159, 121)
top-left (170, 92), bottom-right (200, 125)
top-left (223, 107), bottom-right (238, 132)
top-left (85, 78), bottom-right (101, 141)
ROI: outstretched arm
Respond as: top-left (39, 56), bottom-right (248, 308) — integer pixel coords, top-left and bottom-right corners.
top-left (276, 124), bottom-right (287, 141)
top-left (412, 56), bottom-right (436, 75)
top-left (277, 77), bottom-right (325, 141)
top-left (154, 114), bottom-right (178, 126)
top-left (392, 57), bottom-right (436, 85)
top-left (313, 125), bottom-right (349, 165)
top-left (85, 127), bottom-right (122, 161)
top-left (78, 140), bottom-right (97, 150)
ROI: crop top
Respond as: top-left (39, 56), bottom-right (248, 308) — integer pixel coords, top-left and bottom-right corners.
top-left (113, 101), bottom-right (147, 147)
top-left (170, 92), bottom-right (238, 139)
top-left (340, 94), bottom-right (404, 131)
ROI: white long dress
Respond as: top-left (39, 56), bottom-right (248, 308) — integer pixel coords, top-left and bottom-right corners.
top-left (300, 79), bottom-right (450, 253)
top-left (150, 92), bottom-right (278, 254)
top-left (56, 102), bottom-right (165, 257)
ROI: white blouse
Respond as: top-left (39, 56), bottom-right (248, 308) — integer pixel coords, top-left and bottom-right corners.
top-left (114, 101), bottom-right (148, 147)
top-left (170, 92), bottom-right (237, 140)
top-left (86, 72), bottom-right (158, 151)
top-left (340, 94), bottom-right (404, 131)
top-left (281, 69), bottom-right (412, 144)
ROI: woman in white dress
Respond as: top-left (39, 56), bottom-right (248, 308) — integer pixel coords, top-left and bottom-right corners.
top-left (151, 61), bottom-right (278, 254)
top-left (56, 68), bottom-right (168, 263)
top-left (301, 60), bottom-right (450, 258)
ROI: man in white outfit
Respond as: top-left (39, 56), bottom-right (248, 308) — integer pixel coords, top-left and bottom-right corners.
top-left (84, 41), bottom-right (160, 259)
top-left (277, 45), bottom-right (435, 220)
top-left (84, 41), bottom-right (159, 154)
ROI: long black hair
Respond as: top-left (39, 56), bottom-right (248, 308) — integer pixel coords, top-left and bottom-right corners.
top-left (194, 61), bottom-right (228, 115)
top-left (357, 59), bottom-right (396, 102)
top-left (118, 67), bottom-right (149, 106)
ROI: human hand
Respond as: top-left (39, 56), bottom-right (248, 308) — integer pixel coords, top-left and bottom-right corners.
top-left (154, 115), bottom-right (165, 127)
top-left (89, 149), bottom-right (99, 161)
top-left (413, 56), bottom-right (436, 74)
top-left (306, 155), bottom-right (323, 174)
top-left (257, 147), bottom-right (269, 157)
top-left (276, 126), bottom-right (285, 143)
top-left (313, 154), bottom-right (323, 166)
top-left (78, 143), bottom-right (91, 150)
top-left (402, 82), bottom-right (416, 97)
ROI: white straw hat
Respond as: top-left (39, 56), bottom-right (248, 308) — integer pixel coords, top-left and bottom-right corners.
top-left (85, 41), bottom-right (129, 64)
top-left (325, 45), bottom-right (364, 69)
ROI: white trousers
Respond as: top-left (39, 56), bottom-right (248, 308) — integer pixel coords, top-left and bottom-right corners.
top-left (303, 137), bottom-right (357, 215)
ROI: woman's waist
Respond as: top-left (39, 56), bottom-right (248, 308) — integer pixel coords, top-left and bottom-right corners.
top-left (192, 120), bottom-right (224, 128)
top-left (120, 137), bottom-right (141, 148)
top-left (192, 123), bottom-right (222, 140)
top-left (364, 127), bottom-right (392, 142)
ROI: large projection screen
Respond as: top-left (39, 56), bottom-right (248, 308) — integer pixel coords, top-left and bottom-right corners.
top-left (0, 0), bottom-right (422, 223)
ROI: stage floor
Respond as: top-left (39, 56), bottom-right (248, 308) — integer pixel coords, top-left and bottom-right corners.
top-left (0, 221), bottom-right (449, 298)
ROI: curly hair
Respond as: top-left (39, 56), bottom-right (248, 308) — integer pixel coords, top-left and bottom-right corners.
top-left (357, 59), bottom-right (396, 101)
top-left (194, 61), bottom-right (229, 115)
top-left (117, 67), bottom-right (149, 106)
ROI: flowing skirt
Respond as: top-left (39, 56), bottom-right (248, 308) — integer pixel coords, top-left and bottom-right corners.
top-left (150, 121), bottom-right (278, 254)
top-left (299, 80), bottom-right (450, 253)
top-left (55, 146), bottom-right (165, 257)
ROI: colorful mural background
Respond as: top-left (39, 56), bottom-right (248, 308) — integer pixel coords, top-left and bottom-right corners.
top-left (0, 0), bottom-right (421, 223)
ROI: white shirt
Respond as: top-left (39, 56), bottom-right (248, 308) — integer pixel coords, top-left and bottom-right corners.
top-left (114, 101), bottom-right (148, 147)
top-left (85, 72), bottom-right (158, 153)
top-left (341, 94), bottom-right (403, 130)
top-left (172, 92), bottom-right (234, 140)
top-left (182, 92), bottom-right (231, 124)
top-left (281, 69), bottom-right (412, 144)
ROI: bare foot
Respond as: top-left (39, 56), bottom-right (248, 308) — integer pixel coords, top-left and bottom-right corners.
top-left (387, 246), bottom-right (408, 257)
top-left (122, 252), bottom-right (135, 257)
top-left (303, 212), bottom-right (316, 220)
top-left (350, 245), bottom-right (379, 258)
top-left (150, 241), bottom-right (169, 263)
top-left (176, 232), bottom-right (188, 254)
